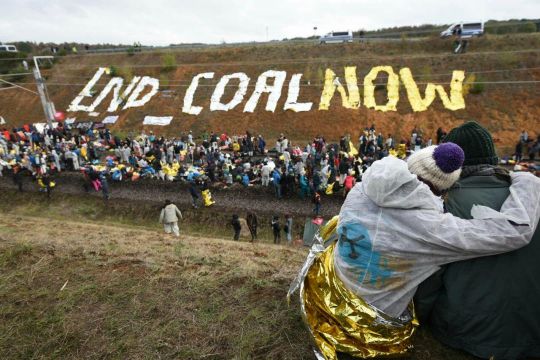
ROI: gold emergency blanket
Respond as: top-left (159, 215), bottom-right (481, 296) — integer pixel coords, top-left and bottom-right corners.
top-left (294, 218), bottom-right (418, 359)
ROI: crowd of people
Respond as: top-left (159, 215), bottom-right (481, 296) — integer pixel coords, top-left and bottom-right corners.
top-left (1, 122), bottom-right (537, 205)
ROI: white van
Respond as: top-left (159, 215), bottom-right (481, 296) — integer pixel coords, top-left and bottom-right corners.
top-left (440, 22), bottom-right (484, 38)
top-left (319, 31), bottom-right (353, 44)
top-left (0, 44), bottom-right (18, 52)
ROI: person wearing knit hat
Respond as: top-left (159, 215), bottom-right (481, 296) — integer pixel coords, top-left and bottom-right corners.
top-left (415, 122), bottom-right (540, 360)
top-left (407, 142), bottom-right (465, 192)
top-left (443, 121), bottom-right (498, 166)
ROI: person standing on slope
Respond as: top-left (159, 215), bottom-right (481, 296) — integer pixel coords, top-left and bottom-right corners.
top-left (159, 200), bottom-right (183, 237)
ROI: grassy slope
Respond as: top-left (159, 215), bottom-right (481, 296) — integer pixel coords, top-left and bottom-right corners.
top-left (0, 192), bottom-right (477, 359)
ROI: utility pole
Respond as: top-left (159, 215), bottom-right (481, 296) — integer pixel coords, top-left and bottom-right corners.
top-left (32, 56), bottom-right (56, 128)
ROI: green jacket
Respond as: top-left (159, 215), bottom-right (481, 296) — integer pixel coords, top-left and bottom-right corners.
top-left (415, 169), bottom-right (540, 360)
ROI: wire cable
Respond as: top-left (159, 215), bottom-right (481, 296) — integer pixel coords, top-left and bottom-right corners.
top-left (45, 48), bottom-right (540, 69)
top-left (0, 78), bottom-right (38, 95)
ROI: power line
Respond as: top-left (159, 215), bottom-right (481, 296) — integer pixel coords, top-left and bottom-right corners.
top-left (0, 78), bottom-right (38, 95)
top-left (0, 72), bottom-right (33, 77)
top-left (45, 48), bottom-right (540, 69)
top-left (7, 47), bottom-right (539, 66)
top-left (9, 80), bottom-right (540, 88)
top-left (41, 65), bottom-right (540, 84)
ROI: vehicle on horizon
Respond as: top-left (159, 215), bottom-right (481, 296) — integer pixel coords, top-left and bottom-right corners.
top-left (440, 22), bottom-right (484, 38)
top-left (0, 44), bottom-right (18, 52)
top-left (319, 31), bottom-right (353, 44)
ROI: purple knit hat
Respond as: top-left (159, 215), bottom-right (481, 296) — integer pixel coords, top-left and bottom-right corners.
top-left (433, 143), bottom-right (465, 173)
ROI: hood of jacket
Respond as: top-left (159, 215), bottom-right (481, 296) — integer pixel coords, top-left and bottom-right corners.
top-left (361, 156), bottom-right (441, 211)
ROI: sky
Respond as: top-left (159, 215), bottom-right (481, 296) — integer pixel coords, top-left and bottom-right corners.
top-left (1, 0), bottom-right (539, 45)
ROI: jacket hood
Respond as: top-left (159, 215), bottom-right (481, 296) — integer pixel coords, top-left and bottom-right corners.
top-left (361, 156), bottom-right (442, 211)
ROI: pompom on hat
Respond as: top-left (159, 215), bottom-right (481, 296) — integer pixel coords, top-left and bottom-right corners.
top-left (407, 143), bottom-right (465, 191)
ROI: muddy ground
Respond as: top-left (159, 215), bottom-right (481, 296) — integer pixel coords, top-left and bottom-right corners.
top-left (0, 172), bottom-right (344, 240)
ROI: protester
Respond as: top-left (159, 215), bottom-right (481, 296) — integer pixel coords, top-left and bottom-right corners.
top-left (159, 199), bottom-right (183, 237)
top-left (313, 191), bottom-right (321, 216)
top-left (272, 168), bottom-right (282, 199)
top-left (231, 214), bottom-right (241, 241)
top-left (416, 121), bottom-right (540, 360)
top-left (284, 214), bottom-right (293, 244)
top-left (290, 142), bottom-right (540, 360)
top-left (189, 181), bottom-right (200, 208)
top-left (271, 216), bottom-right (281, 244)
top-left (99, 172), bottom-right (109, 200)
top-left (12, 164), bottom-right (25, 192)
top-left (343, 171), bottom-right (355, 198)
top-left (38, 173), bottom-right (54, 198)
top-left (246, 212), bottom-right (258, 242)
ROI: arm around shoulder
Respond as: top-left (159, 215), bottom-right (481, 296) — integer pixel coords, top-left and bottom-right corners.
top-left (421, 172), bottom-right (540, 259)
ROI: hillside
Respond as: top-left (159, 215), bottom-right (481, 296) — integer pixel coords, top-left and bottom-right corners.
top-left (0, 193), bottom-right (478, 359)
top-left (1, 33), bottom-right (539, 153)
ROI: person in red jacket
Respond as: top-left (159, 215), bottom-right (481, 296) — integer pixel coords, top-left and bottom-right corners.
top-left (2, 129), bottom-right (10, 142)
top-left (343, 172), bottom-right (356, 198)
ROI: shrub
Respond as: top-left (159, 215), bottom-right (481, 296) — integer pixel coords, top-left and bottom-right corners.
top-left (468, 76), bottom-right (485, 95)
top-left (518, 22), bottom-right (537, 33)
top-left (109, 66), bottom-right (118, 77)
top-left (161, 53), bottom-right (176, 72)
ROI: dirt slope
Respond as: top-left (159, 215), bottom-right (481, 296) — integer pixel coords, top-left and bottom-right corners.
top-left (1, 34), bottom-right (539, 153)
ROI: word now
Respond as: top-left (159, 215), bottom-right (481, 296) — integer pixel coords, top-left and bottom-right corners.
top-left (67, 66), bottom-right (466, 116)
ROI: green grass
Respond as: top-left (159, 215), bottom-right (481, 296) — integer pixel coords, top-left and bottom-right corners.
top-left (0, 241), bottom-right (311, 359)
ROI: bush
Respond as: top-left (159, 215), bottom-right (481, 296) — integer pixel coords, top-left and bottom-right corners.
top-left (109, 66), bottom-right (118, 77)
top-left (161, 53), bottom-right (176, 72)
top-left (518, 22), bottom-right (537, 33)
top-left (0, 51), bottom-right (28, 74)
top-left (126, 47), bottom-right (135, 56)
top-left (468, 76), bottom-right (485, 95)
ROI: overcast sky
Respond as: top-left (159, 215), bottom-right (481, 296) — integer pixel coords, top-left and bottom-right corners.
top-left (1, 0), bottom-right (538, 45)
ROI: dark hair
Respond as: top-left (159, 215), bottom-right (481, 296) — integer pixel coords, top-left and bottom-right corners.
top-left (164, 199), bottom-right (172, 208)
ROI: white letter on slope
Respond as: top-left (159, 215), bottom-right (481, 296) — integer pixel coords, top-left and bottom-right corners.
top-left (67, 67), bottom-right (107, 112)
top-left (107, 76), bottom-right (141, 112)
top-left (243, 70), bottom-right (286, 113)
top-left (123, 76), bottom-right (159, 109)
top-left (284, 73), bottom-right (312, 112)
top-left (183, 72), bottom-right (214, 115)
top-left (84, 76), bottom-right (142, 115)
top-left (210, 73), bottom-right (250, 111)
